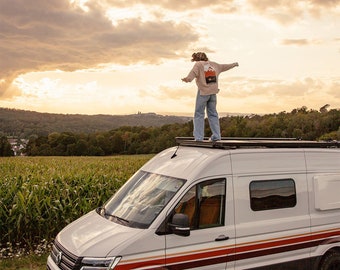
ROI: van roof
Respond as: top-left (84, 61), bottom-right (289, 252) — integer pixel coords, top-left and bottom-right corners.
top-left (176, 137), bottom-right (339, 149)
top-left (142, 138), bottom-right (339, 180)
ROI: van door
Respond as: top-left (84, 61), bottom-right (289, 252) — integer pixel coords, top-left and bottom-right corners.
top-left (163, 178), bottom-right (235, 269)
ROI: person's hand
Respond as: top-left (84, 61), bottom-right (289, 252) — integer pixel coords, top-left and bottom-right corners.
top-left (235, 62), bottom-right (239, 67)
top-left (181, 78), bottom-right (188, 82)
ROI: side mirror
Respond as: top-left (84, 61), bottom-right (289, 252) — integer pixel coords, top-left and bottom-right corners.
top-left (169, 213), bottom-right (190, 236)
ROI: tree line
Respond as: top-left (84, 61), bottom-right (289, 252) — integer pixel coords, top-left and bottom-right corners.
top-left (25, 123), bottom-right (191, 156)
top-left (23, 107), bottom-right (339, 156)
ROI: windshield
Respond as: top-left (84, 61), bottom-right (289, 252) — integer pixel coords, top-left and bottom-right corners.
top-left (99, 171), bottom-right (185, 229)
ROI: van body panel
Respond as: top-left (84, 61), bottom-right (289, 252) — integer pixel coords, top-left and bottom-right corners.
top-left (112, 231), bottom-right (166, 269)
top-left (304, 149), bottom-right (340, 173)
top-left (142, 146), bottom-right (208, 179)
top-left (142, 146), bottom-right (232, 181)
top-left (230, 149), bottom-right (306, 175)
top-left (56, 210), bottom-right (143, 257)
top-left (164, 227), bottom-right (231, 269)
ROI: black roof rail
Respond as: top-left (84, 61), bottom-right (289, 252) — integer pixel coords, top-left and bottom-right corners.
top-left (175, 137), bottom-right (339, 149)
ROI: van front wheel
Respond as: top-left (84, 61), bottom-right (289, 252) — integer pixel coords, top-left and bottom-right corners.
top-left (319, 250), bottom-right (340, 270)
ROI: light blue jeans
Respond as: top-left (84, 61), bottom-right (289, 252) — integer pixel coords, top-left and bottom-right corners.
top-left (193, 91), bottom-right (221, 141)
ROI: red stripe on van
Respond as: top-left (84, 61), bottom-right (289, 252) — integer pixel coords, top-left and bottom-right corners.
top-left (115, 228), bottom-right (340, 270)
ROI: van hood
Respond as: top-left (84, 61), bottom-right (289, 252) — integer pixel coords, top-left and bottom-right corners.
top-left (56, 210), bottom-right (142, 257)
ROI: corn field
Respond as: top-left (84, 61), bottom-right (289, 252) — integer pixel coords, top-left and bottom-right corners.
top-left (0, 155), bottom-right (152, 258)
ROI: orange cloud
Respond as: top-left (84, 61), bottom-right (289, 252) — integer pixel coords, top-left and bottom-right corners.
top-left (247, 0), bottom-right (340, 24)
top-left (0, 0), bottom-right (199, 97)
top-left (279, 39), bottom-right (323, 46)
top-left (103, 0), bottom-right (237, 12)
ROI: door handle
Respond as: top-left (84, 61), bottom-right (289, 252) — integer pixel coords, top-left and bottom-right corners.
top-left (215, 235), bottom-right (229, 241)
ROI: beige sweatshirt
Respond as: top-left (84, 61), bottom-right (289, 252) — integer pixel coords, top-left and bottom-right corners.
top-left (183, 61), bottom-right (238, 95)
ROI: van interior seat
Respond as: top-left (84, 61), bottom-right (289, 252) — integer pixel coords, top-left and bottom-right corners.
top-left (176, 197), bottom-right (196, 227)
top-left (199, 195), bottom-right (222, 226)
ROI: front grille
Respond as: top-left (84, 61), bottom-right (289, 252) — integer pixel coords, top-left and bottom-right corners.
top-left (50, 240), bottom-right (83, 270)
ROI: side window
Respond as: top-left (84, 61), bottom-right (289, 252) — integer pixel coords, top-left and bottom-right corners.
top-left (175, 179), bottom-right (226, 229)
top-left (249, 179), bottom-right (297, 211)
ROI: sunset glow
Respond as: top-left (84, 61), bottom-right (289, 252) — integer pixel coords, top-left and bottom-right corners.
top-left (0, 0), bottom-right (339, 115)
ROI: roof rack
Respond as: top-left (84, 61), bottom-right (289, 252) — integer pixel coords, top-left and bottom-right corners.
top-left (175, 137), bottom-right (339, 149)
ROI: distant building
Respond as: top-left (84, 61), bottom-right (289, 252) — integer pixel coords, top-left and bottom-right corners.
top-left (8, 138), bottom-right (28, 156)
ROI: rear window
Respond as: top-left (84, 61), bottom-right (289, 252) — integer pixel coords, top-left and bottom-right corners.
top-left (250, 179), bottom-right (297, 211)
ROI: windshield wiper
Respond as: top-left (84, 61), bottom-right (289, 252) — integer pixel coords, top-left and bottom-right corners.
top-left (108, 214), bottom-right (130, 225)
top-left (97, 206), bottom-right (106, 216)
top-left (97, 207), bottom-right (129, 225)
top-left (101, 211), bottom-right (129, 226)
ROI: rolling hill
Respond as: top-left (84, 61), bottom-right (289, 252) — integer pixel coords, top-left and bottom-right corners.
top-left (0, 108), bottom-right (192, 137)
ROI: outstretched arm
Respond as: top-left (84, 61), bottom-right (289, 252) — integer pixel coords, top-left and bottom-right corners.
top-left (221, 62), bottom-right (239, 72)
top-left (181, 62), bottom-right (199, 83)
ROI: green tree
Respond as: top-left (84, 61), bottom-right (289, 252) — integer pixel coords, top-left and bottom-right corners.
top-left (0, 136), bottom-right (14, 156)
top-left (109, 132), bottom-right (125, 154)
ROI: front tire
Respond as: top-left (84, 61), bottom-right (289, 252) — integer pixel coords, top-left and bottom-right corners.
top-left (319, 250), bottom-right (340, 270)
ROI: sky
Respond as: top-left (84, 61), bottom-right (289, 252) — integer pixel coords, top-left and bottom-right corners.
top-left (0, 0), bottom-right (339, 116)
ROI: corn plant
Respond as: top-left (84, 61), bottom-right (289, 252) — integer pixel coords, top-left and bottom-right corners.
top-left (0, 155), bottom-right (152, 257)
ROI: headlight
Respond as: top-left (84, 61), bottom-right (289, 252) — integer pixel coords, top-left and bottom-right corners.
top-left (81, 256), bottom-right (122, 270)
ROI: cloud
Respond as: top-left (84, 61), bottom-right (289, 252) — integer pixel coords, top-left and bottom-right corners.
top-left (138, 84), bottom-right (194, 102)
top-left (280, 39), bottom-right (310, 46)
top-left (246, 0), bottom-right (340, 24)
top-left (309, 0), bottom-right (340, 8)
top-left (157, 85), bottom-right (194, 100)
top-left (0, 0), bottom-right (199, 97)
top-left (213, 76), bottom-right (340, 114)
top-left (328, 80), bottom-right (340, 99)
top-left (279, 38), bottom-right (322, 46)
top-left (103, 0), bottom-right (237, 12)
top-left (157, 0), bottom-right (238, 13)
top-left (220, 77), bottom-right (327, 97)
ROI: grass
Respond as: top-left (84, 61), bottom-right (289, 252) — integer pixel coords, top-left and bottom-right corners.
top-left (0, 253), bottom-right (48, 270)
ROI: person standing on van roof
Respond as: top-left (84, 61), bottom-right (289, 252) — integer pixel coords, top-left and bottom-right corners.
top-left (182, 52), bottom-right (238, 141)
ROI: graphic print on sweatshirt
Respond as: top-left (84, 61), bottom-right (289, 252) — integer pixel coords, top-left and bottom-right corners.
top-left (204, 63), bottom-right (217, 84)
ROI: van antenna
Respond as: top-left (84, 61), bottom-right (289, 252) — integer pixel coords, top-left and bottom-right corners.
top-left (171, 145), bottom-right (179, 159)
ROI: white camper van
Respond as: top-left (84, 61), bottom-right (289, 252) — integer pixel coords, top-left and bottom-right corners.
top-left (47, 138), bottom-right (340, 270)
